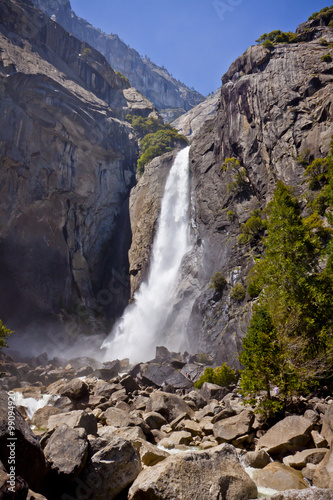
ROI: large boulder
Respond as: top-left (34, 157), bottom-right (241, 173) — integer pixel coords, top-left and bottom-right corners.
top-left (128, 443), bottom-right (257, 500)
top-left (313, 446), bottom-right (333, 490)
top-left (257, 416), bottom-right (313, 456)
top-left (158, 431), bottom-right (193, 449)
top-left (76, 437), bottom-right (142, 500)
top-left (44, 424), bottom-right (88, 484)
top-left (0, 389), bottom-right (48, 491)
top-left (213, 409), bottom-right (254, 443)
top-left (252, 462), bottom-right (308, 491)
top-left (133, 439), bottom-right (170, 467)
top-left (145, 391), bottom-right (193, 422)
top-left (31, 406), bottom-right (63, 431)
top-left (47, 410), bottom-right (97, 435)
top-left (139, 363), bottom-right (193, 391)
top-left (200, 382), bottom-right (228, 401)
top-left (0, 469), bottom-right (29, 498)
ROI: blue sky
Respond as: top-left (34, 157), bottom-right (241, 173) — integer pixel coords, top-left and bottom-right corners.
top-left (70, 0), bottom-right (331, 96)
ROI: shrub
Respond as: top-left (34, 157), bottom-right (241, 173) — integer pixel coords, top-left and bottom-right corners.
top-left (321, 53), bottom-right (332, 62)
top-left (256, 30), bottom-right (297, 45)
top-left (115, 71), bottom-right (130, 84)
top-left (296, 148), bottom-right (311, 166)
top-left (227, 210), bottom-right (237, 221)
top-left (309, 6), bottom-right (333, 22)
top-left (262, 39), bottom-right (274, 49)
top-left (194, 363), bottom-right (237, 389)
top-left (329, 20), bottom-right (333, 27)
top-left (247, 281), bottom-right (262, 299)
top-left (0, 320), bottom-right (13, 350)
top-left (230, 283), bottom-right (246, 302)
top-left (319, 38), bottom-right (329, 46)
top-left (81, 47), bottom-right (92, 57)
top-left (304, 158), bottom-right (330, 190)
top-left (238, 213), bottom-right (266, 245)
top-left (210, 272), bottom-right (227, 293)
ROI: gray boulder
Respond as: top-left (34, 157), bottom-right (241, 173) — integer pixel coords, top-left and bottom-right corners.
top-left (146, 391), bottom-right (193, 422)
top-left (47, 410), bottom-right (97, 435)
top-left (257, 416), bottom-right (313, 455)
top-left (200, 382), bottom-right (228, 401)
top-left (283, 448), bottom-right (328, 469)
top-left (77, 437), bottom-right (142, 500)
top-left (213, 409), bottom-right (254, 443)
top-left (128, 443), bottom-right (257, 500)
top-left (143, 411), bottom-right (168, 430)
top-left (44, 424), bottom-right (88, 481)
top-left (58, 378), bottom-right (89, 400)
top-left (252, 462), bottom-right (308, 491)
top-left (244, 449), bottom-right (271, 468)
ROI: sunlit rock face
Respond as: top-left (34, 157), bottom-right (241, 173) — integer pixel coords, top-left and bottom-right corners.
top-left (31, 0), bottom-right (204, 118)
top-left (0, 0), bottom-right (155, 332)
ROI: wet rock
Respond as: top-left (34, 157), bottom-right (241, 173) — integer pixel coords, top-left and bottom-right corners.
top-left (77, 437), bottom-right (142, 500)
top-left (257, 416), bottom-right (313, 456)
top-left (120, 375), bottom-right (140, 394)
top-left (213, 409), bottom-right (254, 444)
top-left (47, 410), bottom-right (97, 435)
top-left (128, 443), bottom-right (257, 500)
top-left (0, 389), bottom-right (48, 491)
top-left (252, 462), bottom-right (308, 491)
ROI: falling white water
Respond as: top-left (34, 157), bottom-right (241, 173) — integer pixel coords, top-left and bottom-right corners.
top-left (102, 146), bottom-right (192, 363)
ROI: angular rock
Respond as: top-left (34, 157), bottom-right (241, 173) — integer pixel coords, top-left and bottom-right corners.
top-left (44, 424), bottom-right (88, 481)
top-left (0, 469), bottom-right (29, 498)
top-left (146, 391), bottom-right (193, 422)
top-left (77, 438), bottom-right (142, 500)
top-left (283, 448), bottom-right (328, 469)
top-left (58, 378), bottom-right (89, 400)
top-left (104, 407), bottom-right (133, 428)
top-left (98, 425), bottom-right (146, 442)
top-left (158, 431), bottom-right (192, 449)
top-left (143, 411), bottom-right (168, 430)
top-left (93, 381), bottom-right (121, 399)
top-left (120, 375), bottom-right (140, 394)
top-left (183, 390), bottom-right (207, 410)
top-left (252, 462), bottom-right (308, 491)
top-left (244, 449), bottom-right (271, 468)
top-left (176, 419), bottom-right (202, 436)
top-left (0, 389), bottom-right (48, 491)
top-left (200, 382), bottom-right (228, 401)
top-left (133, 439), bottom-right (170, 467)
top-left (313, 447), bottom-right (333, 490)
top-left (31, 406), bottom-right (63, 431)
top-left (312, 430), bottom-right (328, 448)
top-left (213, 409), bottom-right (254, 443)
top-left (257, 416), bottom-right (313, 455)
top-left (128, 443), bottom-right (257, 499)
top-left (47, 410), bottom-right (97, 435)
top-left (27, 490), bottom-right (49, 500)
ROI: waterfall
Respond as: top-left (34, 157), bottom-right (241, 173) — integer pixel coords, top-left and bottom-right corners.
top-left (102, 146), bottom-right (192, 363)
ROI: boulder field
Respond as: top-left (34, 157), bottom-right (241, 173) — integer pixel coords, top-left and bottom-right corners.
top-left (0, 347), bottom-right (333, 499)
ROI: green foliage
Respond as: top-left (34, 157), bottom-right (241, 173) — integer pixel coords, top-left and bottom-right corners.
top-left (329, 20), bottom-right (333, 27)
top-left (210, 272), bottom-right (227, 293)
top-left (241, 179), bottom-right (333, 414)
top-left (221, 158), bottom-right (240, 172)
top-left (308, 137), bottom-right (333, 216)
top-left (308, 6), bottom-right (333, 21)
top-left (262, 39), bottom-right (274, 49)
top-left (247, 281), bottom-right (262, 299)
top-left (238, 212), bottom-right (266, 245)
top-left (115, 71), bottom-right (130, 84)
top-left (319, 38), bottom-right (329, 46)
top-left (304, 158), bottom-right (330, 190)
top-left (230, 283), bottom-right (246, 302)
top-left (227, 210), bottom-right (237, 221)
top-left (296, 148), bottom-right (311, 166)
top-left (222, 159), bottom-right (248, 197)
top-left (321, 53), bottom-right (332, 62)
top-left (137, 128), bottom-right (188, 174)
top-left (0, 320), bottom-right (13, 350)
top-left (256, 30), bottom-right (298, 45)
top-left (195, 363), bottom-right (237, 389)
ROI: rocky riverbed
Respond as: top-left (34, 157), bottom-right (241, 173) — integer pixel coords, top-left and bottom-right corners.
top-left (0, 347), bottom-right (333, 499)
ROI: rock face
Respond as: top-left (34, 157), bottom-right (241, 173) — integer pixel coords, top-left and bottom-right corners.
top-left (31, 0), bottom-right (204, 117)
top-left (186, 24), bottom-right (333, 363)
top-left (128, 443), bottom-right (257, 500)
top-left (0, 0), bottom-right (155, 337)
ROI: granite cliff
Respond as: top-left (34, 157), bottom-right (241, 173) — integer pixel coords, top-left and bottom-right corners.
top-left (31, 0), bottom-right (204, 120)
top-left (0, 0), bottom-right (155, 339)
top-left (128, 17), bottom-right (333, 366)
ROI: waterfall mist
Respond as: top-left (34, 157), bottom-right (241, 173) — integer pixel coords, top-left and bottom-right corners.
top-left (102, 146), bottom-right (192, 363)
